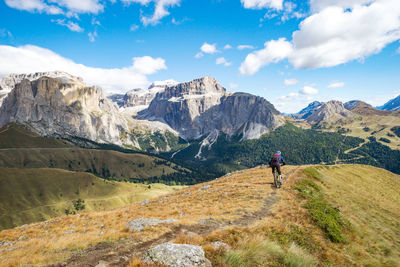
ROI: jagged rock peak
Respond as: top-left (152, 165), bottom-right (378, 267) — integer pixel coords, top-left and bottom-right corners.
top-left (162, 76), bottom-right (226, 98)
top-left (0, 71), bottom-right (83, 92)
top-left (305, 100), bottom-right (353, 124)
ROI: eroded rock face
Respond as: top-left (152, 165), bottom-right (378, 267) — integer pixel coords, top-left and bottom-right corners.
top-left (0, 77), bottom-right (129, 145)
top-left (296, 100), bottom-right (353, 124)
top-left (306, 100), bottom-right (353, 124)
top-left (142, 243), bottom-right (210, 267)
top-left (0, 75), bottom-right (178, 151)
top-left (139, 76), bottom-right (282, 140)
top-left (0, 71), bottom-right (82, 107)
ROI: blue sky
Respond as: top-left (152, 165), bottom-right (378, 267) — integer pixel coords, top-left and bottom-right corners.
top-left (0, 0), bottom-right (400, 113)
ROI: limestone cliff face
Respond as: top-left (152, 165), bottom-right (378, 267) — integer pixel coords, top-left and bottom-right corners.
top-left (0, 76), bottom-right (130, 145)
top-left (0, 74), bottom-right (178, 151)
top-left (0, 71), bottom-right (82, 107)
top-left (139, 76), bottom-right (282, 140)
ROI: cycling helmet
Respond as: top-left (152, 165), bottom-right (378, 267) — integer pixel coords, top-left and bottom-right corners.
top-left (276, 151), bottom-right (281, 155)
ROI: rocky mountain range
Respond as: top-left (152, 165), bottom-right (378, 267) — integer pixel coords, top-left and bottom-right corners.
top-left (0, 72), bottom-right (179, 151)
top-left (138, 76), bottom-right (283, 140)
top-left (0, 72), bottom-right (284, 153)
top-left (109, 80), bottom-right (178, 114)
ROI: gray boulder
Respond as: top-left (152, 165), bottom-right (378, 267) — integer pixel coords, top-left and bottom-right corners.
top-left (126, 218), bottom-right (177, 232)
top-left (142, 243), bottom-right (210, 267)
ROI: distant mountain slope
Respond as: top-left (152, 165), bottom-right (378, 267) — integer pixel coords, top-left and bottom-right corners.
top-left (0, 123), bottom-right (73, 148)
top-left (139, 76), bottom-right (283, 140)
top-left (377, 94), bottom-right (400, 111)
top-left (172, 123), bottom-right (400, 175)
top-left (1, 164), bottom-right (399, 266)
top-left (294, 101), bottom-right (322, 119)
top-left (0, 167), bottom-right (182, 229)
top-left (0, 123), bottom-right (190, 183)
top-left (344, 100), bottom-right (395, 115)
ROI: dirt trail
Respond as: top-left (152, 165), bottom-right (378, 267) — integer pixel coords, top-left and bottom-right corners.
top-left (49, 167), bottom-right (301, 267)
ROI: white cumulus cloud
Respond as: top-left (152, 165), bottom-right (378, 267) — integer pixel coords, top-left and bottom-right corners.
top-left (0, 44), bottom-right (167, 93)
top-left (239, 38), bottom-right (293, 75)
top-left (5, 0), bottom-right (103, 14)
top-left (200, 42), bottom-right (219, 54)
top-left (327, 82), bottom-right (345, 88)
top-left (241, 0), bottom-right (283, 10)
top-left (224, 44), bottom-right (232, 50)
top-left (300, 86), bottom-right (319, 95)
top-left (284, 78), bottom-right (298, 86)
top-left (216, 57), bottom-right (232, 67)
top-left (240, 0), bottom-right (400, 74)
top-left (5, 0), bottom-right (64, 14)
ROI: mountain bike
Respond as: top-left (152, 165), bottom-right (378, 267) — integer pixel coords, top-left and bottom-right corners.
top-left (273, 169), bottom-right (281, 188)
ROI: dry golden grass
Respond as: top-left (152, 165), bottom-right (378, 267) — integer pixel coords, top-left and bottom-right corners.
top-left (0, 165), bottom-right (286, 266)
top-left (1, 164), bottom-right (399, 266)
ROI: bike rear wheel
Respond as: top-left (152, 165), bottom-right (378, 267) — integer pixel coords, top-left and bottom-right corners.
top-left (273, 171), bottom-right (280, 188)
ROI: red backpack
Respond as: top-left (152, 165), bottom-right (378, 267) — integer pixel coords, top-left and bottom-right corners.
top-left (271, 153), bottom-right (280, 165)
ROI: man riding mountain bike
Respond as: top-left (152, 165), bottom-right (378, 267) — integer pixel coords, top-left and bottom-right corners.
top-left (269, 151), bottom-right (286, 186)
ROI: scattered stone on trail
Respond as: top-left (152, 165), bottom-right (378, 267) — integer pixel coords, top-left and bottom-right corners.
top-left (198, 218), bottom-right (220, 226)
top-left (141, 199), bottom-right (149, 206)
top-left (183, 191), bottom-right (191, 196)
top-left (0, 241), bottom-right (12, 247)
top-left (18, 235), bottom-right (27, 241)
top-left (63, 230), bottom-right (75, 234)
top-left (142, 242), bottom-right (210, 267)
top-left (211, 241), bottom-right (231, 251)
top-left (126, 218), bottom-right (177, 232)
top-left (201, 185), bottom-right (211, 190)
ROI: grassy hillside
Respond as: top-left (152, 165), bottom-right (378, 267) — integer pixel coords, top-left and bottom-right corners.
top-left (0, 167), bottom-right (183, 229)
top-left (292, 112), bottom-right (400, 150)
top-left (0, 123), bottom-right (73, 148)
top-left (0, 148), bottom-right (185, 180)
top-left (0, 123), bottom-right (191, 182)
top-left (0, 164), bottom-right (399, 266)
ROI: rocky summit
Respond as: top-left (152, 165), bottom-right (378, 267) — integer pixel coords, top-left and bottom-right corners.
top-left (296, 100), bottom-right (353, 124)
top-left (139, 76), bottom-right (282, 140)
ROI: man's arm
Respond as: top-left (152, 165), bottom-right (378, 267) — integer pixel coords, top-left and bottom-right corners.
top-left (280, 156), bottom-right (286, 165)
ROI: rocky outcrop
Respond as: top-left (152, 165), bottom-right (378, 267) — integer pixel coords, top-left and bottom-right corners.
top-left (139, 76), bottom-right (282, 140)
top-left (0, 73), bottom-right (179, 151)
top-left (126, 218), bottom-right (177, 232)
top-left (142, 243), bottom-right (211, 267)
